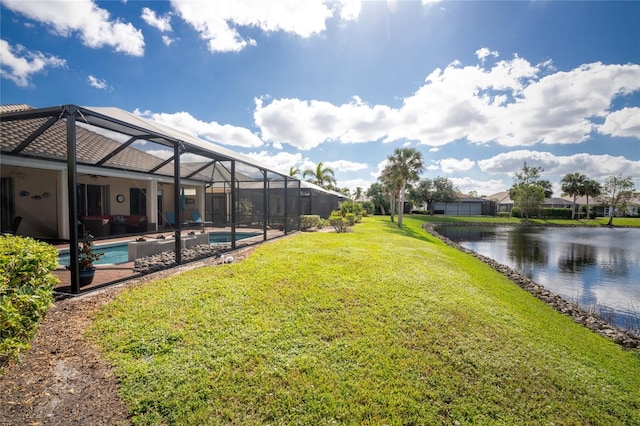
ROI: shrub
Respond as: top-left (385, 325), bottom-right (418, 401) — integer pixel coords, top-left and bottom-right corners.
top-left (511, 207), bottom-right (522, 218)
top-left (300, 215), bottom-right (321, 231)
top-left (497, 212), bottom-right (511, 218)
top-left (0, 235), bottom-right (58, 366)
top-left (360, 201), bottom-right (375, 216)
top-left (540, 208), bottom-right (573, 219)
top-left (329, 211), bottom-right (349, 233)
top-left (345, 213), bottom-right (356, 226)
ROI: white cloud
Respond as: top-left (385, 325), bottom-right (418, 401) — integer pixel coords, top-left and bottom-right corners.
top-left (475, 47), bottom-right (498, 62)
top-left (254, 96), bottom-right (394, 150)
top-left (2, 0), bottom-right (144, 56)
top-left (477, 150), bottom-right (640, 181)
top-left (254, 56), bottom-right (640, 150)
top-left (87, 74), bottom-right (108, 90)
top-left (341, 178), bottom-right (370, 193)
top-left (136, 109), bottom-right (263, 148)
top-left (0, 39), bottom-right (66, 87)
top-left (141, 7), bottom-right (173, 32)
top-left (437, 158), bottom-right (475, 173)
top-left (161, 35), bottom-right (176, 46)
top-left (170, 0), bottom-right (358, 53)
top-left (371, 159), bottom-right (390, 179)
top-left (243, 151), bottom-right (303, 175)
top-left (598, 107), bottom-right (640, 138)
top-left (324, 160), bottom-right (369, 172)
top-left (336, 0), bottom-right (362, 21)
top-left (450, 176), bottom-right (505, 196)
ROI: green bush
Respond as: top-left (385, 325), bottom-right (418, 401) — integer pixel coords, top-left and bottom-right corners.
top-left (329, 211), bottom-right (349, 233)
top-left (300, 215), bottom-right (321, 231)
top-left (339, 200), bottom-right (363, 218)
top-left (0, 235), bottom-right (58, 366)
top-left (511, 207), bottom-right (522, 218)
top-left (540, 208), bottom-right (571, 219)
top-left (497, 212), bottom-right (511, 218)
top-left (360, 201), bottom-right (375, 216)
top-left (345, 212), bottom-right (356, 226)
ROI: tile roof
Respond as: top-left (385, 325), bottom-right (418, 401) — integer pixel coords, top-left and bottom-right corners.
top-left (1, 105), bottom-right (221, 182)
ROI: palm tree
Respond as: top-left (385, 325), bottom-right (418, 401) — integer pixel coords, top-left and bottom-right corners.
top-left (302, 162), bottom-right (336, 189)
top-left (379, 163), bottom-right (401, 222)
top-left (581, 179), bottom-right (602, 219)
top-left (561, 172), bottom-right (586, 219)
top-left (288, 166), bottom-right (300, 178)
top-left (354, 187), bottom-right (363, 201)
top-left (384, 147), bottom-right (424, 228)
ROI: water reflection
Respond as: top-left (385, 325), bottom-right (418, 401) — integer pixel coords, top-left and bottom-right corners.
top-left (558, 243), bottom-right (596, 273)
top-left (437, 225), bottom-right (640, 332)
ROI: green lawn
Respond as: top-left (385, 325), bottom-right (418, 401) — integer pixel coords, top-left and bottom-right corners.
top-left (90, 216), bottom-right (640, 425)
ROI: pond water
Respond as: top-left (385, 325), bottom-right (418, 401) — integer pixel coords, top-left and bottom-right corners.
top-left (435, 225), bottom-right (640, 332)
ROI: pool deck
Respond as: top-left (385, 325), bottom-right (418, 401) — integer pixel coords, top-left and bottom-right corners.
top-left (53, 226), bottom-right (282, 294)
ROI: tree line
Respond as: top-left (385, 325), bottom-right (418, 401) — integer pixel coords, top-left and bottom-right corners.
top-left (292, 151), bottom-right (636, 229)
top-left (513, 162), bottom-right (635, 225)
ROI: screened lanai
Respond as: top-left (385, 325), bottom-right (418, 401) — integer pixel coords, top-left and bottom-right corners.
top-left (0, 104), bottom-right (342, 294)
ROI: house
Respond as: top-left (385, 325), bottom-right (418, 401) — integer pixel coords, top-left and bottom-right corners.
top-left (488, 190), bottom-right (583, 215)
top-left (1, 104), bottom-right (344, 292)
top-left (431, 195), bottom-right (496, 216)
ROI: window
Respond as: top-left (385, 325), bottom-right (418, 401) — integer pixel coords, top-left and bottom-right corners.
top-left (130, 188), bottom-right (147, 215)
top-left (78, 184), bottom-right (109, 216)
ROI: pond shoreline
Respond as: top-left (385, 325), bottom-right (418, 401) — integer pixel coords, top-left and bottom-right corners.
top-left (424, 222), bottom-right (640, 349)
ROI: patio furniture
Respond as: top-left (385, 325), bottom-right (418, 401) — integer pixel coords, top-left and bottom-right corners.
top-left (188, 211), bottom-right (213, 231)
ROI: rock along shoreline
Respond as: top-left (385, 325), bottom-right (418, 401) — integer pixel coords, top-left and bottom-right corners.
top-left (423, 222), bottom-right (640, 349)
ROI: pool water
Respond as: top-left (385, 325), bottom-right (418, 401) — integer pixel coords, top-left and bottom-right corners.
top-left (58, 232), bottom-right (262, 266)
top-left (58, 243), bottom-right (129, 266)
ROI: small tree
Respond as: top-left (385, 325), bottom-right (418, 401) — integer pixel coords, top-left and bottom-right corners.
top-left (509, 162), bottom-right (546, 223)
top-left (366, 182), bottom-right (389, 215)
top-left (598, 175), bottom-right (635, 226)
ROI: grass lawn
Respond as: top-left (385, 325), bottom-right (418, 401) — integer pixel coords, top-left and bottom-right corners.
top-left (90, 216), bottom-right (640, 425)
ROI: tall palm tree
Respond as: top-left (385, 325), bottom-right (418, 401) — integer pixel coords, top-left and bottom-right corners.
top-left (384, 147), bottom-right (424, 228)
top-left (581, 179), bottom-right (602, 219)
top-left (379, 163), bottom-right (401, 222)
top-left (302, 162), bottom-right (336, 189)
top-left (561, 172), bottom-right (586, 219)
top-left (288, 166), bottom-right (300, 178)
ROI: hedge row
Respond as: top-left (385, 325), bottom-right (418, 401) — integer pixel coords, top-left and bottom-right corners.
top-left (0, 235), bottom-right (58, 367)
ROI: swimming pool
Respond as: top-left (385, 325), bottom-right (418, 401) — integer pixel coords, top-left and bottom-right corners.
top-left (58, 231), bottom-right (262, 266)
top-left (58, 242), bottom-right (129, 266)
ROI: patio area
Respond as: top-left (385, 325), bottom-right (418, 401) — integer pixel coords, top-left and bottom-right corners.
top-left (51, 226), bottom-right (281, 294)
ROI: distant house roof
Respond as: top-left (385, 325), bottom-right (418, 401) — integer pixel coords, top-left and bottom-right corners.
top-left (486, 191), bottom-right (512, 204)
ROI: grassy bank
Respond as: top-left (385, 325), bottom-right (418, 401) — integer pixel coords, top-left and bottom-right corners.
top-left (415, 214), bottom-right (640, 227)
top-left (90, 216), bottom-right (640, 425)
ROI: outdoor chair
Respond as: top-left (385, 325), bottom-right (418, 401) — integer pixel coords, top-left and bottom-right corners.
top-left (189, 211), bottom-right (213, 231)
top-left (165, 212), bottom-right (177, 229)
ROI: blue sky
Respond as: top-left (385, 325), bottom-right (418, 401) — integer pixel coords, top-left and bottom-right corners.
top-left (1, 0), bottom-right (639, 196)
